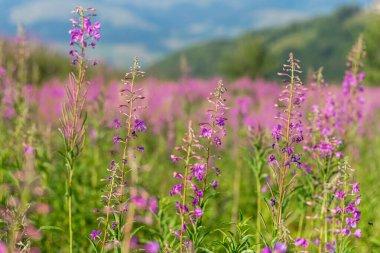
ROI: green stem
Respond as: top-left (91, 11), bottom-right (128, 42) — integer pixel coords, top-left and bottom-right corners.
top-left (67, 10), bottom-right (86, 253)
top-left (255, 172), bottom-right (262, 253)
top-left (100, 169), bottom-right (117, 253)
top-left (297, 209), bottom-right (305, 239)
top-left (180, 122), bottom-right (193, 253)
top-left (276, 54), bottom-right (295, 237)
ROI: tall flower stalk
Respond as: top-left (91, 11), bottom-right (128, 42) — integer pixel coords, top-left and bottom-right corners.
top-left (199, 80), bottom-right (227, 206)
top-left (170, 80), bottom-right (227, 252)
top-left (60, 6), bottom-right (100, 253)
top-left (268, 53), bottom-right (306, 242)
top-left (91, 57), bottom-right (146, 253)
top-left (248, 130), bottom-right (269, 252)
top-left (340, 35), bottom-right (366, 138)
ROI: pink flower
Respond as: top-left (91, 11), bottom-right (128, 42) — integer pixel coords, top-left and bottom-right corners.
top-left (352, 182), bottom-right (360, 193)
top-left (0, 241), bottom-right (6, 253)
top-left (295, 238), bottom-right (308, 248)
top-left (354, 229), bottom-right (362, 238)
top-left (194, 208), bottom-right (202, 217)
top-left (24, 145), bottom-right (34, 154)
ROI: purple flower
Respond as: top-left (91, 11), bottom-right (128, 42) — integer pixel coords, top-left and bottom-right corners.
top-left (145, 241), bottom-right (160, 253)
top-left (191, 163), bottom-right (206, 181)
top-left (195, 190), bottom-right (204, 198)
top-left (211, 180), bottom-right (218, 189)
top-left (352, 182), bottom-right (360, 193)
top-left (274, 242), bottom-right (287, 253)
top-left (68, 7), bottom-right (101, 61)
top-left (346, 203), bottom-right (356, 213)
top-left (346, 217), bottom-right (357, 228)
top-left (355, 195), bottom-right (361, 205)
top-left (171, 155), bottom-right (180, 163)
top-left (216, 116), bottom-right (226, 127)
top-left (334, 190), bottom-right (346, 200)
top-left (90, 230), bottom-right (101, 240)
top-left (194, 208), bottom-right (202, 217)
top-left (201, 127), bottom-right (212, 138)
top-left (134, 119), bottom-right (147, 132)
top-left (131, 195), bottom-right (147, 208)
top-left (294, 238), bottom-right (308, 248)
top-left (214, 136), bottom-right (222, 146)
top-left (114, 118), bottom-right (121, 129)
top-left (354, 229), bottom-right (361, 238)
top-left (170, 184), bottom-right (183, 196)
top-left (173, 172), bottom-right (183, 180)
top-left (148, 197), bottom-right (158, 213)
top-left (137, 146), bottom-right (145, 152)
top-left (326, 242), bottom-right (336, 252)
top-left (272, 124), bottom-right (282, 141)
top-left (261, 246), bottom-right (272, 253)
top-left (113, 135), bottom-right (121, 144)
top-left (24, 145), bottom-right (34, 154)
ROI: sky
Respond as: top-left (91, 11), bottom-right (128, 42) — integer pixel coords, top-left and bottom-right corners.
top-left (0, 0), bottom-right (372, 67)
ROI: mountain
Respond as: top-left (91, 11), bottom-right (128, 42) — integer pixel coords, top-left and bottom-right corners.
top-left (148, 6), bottom-right (375, 83)
top-left (0, 0), bottom-right (369, 68)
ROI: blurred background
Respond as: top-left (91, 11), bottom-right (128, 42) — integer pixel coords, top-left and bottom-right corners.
top-left (1, 0), bottom-right (380, 83)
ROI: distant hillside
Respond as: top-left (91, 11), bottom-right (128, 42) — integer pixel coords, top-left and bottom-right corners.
top-left (148, 6), bottom-right (375, 83)
top-left (0, 38), bottom-right (118, 85)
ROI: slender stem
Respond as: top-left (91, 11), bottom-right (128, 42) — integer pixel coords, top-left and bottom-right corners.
top-left (297, 209), bottom-right (305, 239)
top-left (120, 59), bottom-right (138, 188)
top-left (123, 156), bottom-right (139, 252)
top-left (67, 10), bottom-right (86, 253)
top-left (180, 122), bottom-right (193, 253)
top-left (119, 59), bottom-right (139, 249)
top-left (231, 155), bottom-right (241, 232)
top-left (276, 56), bottom-right (295, 234)
top-left (201, 81), bottom-right (222, 210)
top-left (318, 182), bottom-right (327, 253)
top-left (100, 169), bottom-right (117, 253)
top-left (255, 169), bottom-right (262, 253)
top-left (68, 168), bottom-right (73, 253)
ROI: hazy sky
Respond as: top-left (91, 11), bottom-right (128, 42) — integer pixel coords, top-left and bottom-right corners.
top-left (0, 0), bottom-right (372, 67)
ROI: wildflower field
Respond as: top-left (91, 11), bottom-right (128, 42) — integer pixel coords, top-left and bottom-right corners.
top-left (1, 4), bottom-right (380, 253)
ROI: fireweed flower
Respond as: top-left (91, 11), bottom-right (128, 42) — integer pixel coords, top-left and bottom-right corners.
top-left (332, 161), bottom-right (362, 248)
top-left (339, 35), bottom-right (366, 136)
top-left (295, 238), bottom-right (308, 248)
top-left (302, 70), bottom-right (347, 252)
top-left (302, 38), bottom-right (365, 253)
top-left (261, 242), bottom-right (287, 253)
top-left (170, 121), bottom-right (202, 252)
top-left (198, 80), bottom-right (227, 202)
top-left (69, 7), bottom-right (101, 65)
top-left (90, 230), bottom-right (102, 241)
top-left (268, 53), bottom-right (306, 242)
top-left (145, 241), bottom-right (160, 253)
top-left (93, 58), bottom-right (147, 253)
top-left (60, 6), bottom-right (101, 253)
top-left (169, 81), bottom-right (227, 253)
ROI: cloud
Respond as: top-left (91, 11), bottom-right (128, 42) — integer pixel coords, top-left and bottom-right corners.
top-left (105, 0), bottom-right (218, 10)
top-left (9, 1), bottom-right (72, 25)
top-left (9, 0), bottom-right (156, 30)
top-left (252, 9), bottom-right (310, 28)
top-left (100, 43), bottom-right (161, 66)
top-left (99, 8), bottom-right (156, 30)
top-left (161, 37), bottom-right (189, 50)
top-left (187, 23), bottom-right (210, 35)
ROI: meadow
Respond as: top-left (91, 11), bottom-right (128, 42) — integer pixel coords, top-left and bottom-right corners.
top-left (1, 6), bottom-right (380, 253)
